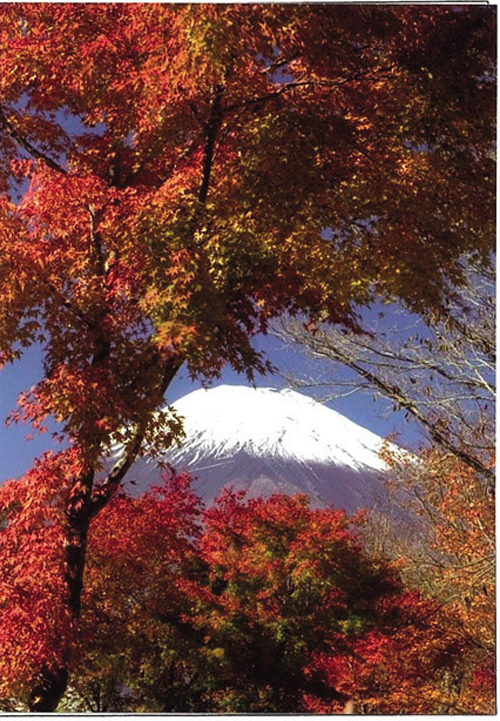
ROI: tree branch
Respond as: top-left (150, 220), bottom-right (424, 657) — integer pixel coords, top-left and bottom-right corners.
top-left (0, 105), bottom-right (67, 175)
top-left (198, 85), bottom-right (224, 205)
top-left (224, 69), bottom-right (388, 114)
top-left (87, 204), bottom-right (106, 278)
top-left (308, 339), bottom-right (495, 485)
top-left (89, 356), bottom-right (183, 518)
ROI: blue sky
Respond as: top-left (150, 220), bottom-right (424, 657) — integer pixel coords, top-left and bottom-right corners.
top-left (0, 324), bottom-right (421, 483)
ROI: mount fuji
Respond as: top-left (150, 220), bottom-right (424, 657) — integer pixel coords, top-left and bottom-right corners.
top-left (123, 385), bottom-right (398, 513)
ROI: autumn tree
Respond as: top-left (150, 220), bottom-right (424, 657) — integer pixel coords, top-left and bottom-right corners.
top-left (0, 4), bottom-right (495, 710)
top-left (371, 446), bottom-right (495, 714)
top-left (190, 490), bottom-right (465, 714)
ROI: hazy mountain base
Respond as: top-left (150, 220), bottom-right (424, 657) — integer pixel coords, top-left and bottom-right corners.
top-left (123, 450), bottom-right (393, 514)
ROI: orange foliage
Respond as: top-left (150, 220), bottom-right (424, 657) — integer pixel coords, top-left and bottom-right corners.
top-left (0, 452), bottom-right (78, 701)
top-left (381, 446), bottom-right (495, 714)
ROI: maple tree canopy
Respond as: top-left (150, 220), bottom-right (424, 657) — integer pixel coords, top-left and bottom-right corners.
top-left (0, 4), bottom-right (494, 460)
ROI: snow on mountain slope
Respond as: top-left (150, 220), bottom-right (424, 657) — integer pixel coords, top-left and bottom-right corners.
top-left (169, 385), bottom-right (388, 468)
top-left (123, 385), bottom-right (399, 512)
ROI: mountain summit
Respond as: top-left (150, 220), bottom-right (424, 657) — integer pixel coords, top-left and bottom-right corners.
top-left (124, 385), bottom-right (396, 512)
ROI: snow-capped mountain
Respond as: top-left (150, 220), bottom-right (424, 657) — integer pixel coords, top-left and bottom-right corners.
top-left (123, 385), bottom-right (398, 513)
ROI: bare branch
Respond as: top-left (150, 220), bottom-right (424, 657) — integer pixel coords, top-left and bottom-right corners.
top-left (275, 260), bottom-right (495, 485)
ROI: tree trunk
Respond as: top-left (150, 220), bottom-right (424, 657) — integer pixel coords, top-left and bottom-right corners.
top-left (28, 667), bottom-right (69, 713)
top-left (26, 360), bottom-right (182, 711)
top-left (27, 468), bottom-right (95, 712)
top-left (64, 468), bottom-right (95, 618)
